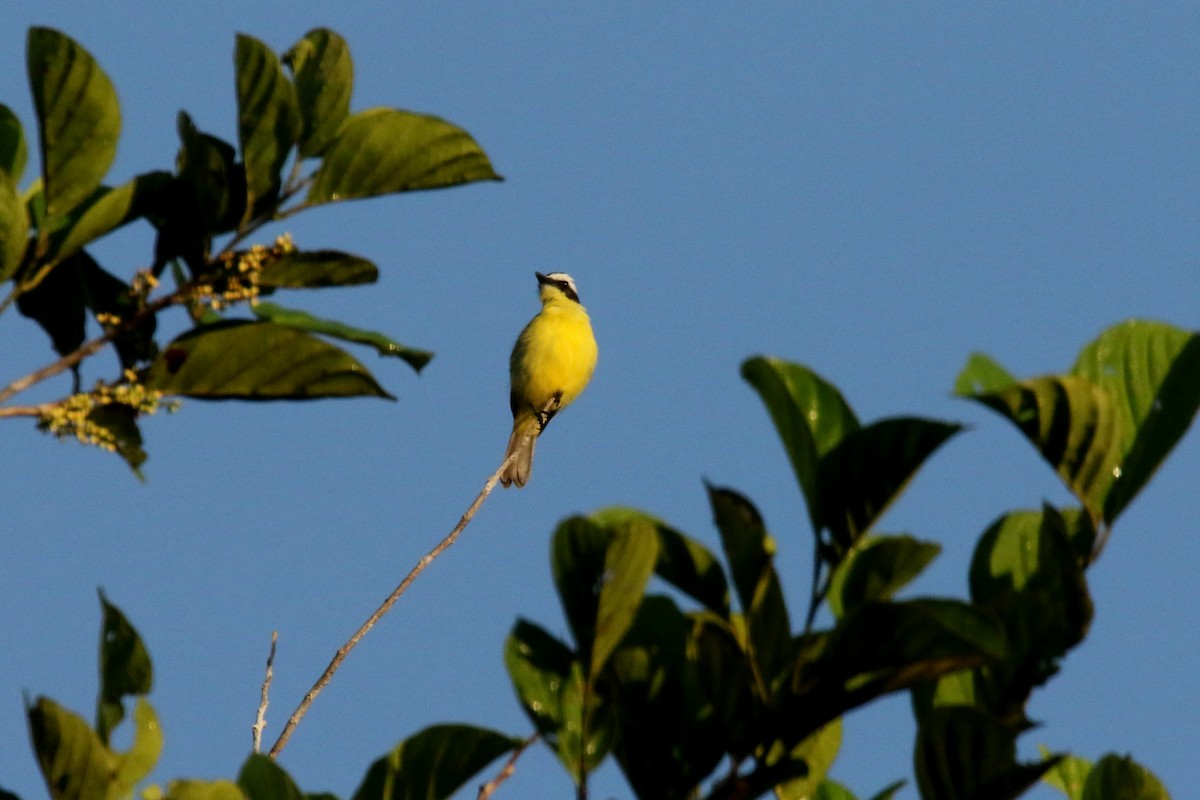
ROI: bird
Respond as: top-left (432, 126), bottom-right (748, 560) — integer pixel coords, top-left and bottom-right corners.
top-left (499, 271), bottom-right (598, 488)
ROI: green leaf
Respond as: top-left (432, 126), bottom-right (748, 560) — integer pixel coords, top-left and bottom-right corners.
top-left (144, 320), bottom-right (394, 400)
top-left (771, 719), bottom-right (843, 800)
top-left (27, 28), bottom-right (121, 219)
top-left (589, 507), bottom-right (731, 616)
top-left (256, 250), bottom-right (378, 288)
top-left (504, 618), bottom-right (576, 741)
top-left (0, 169), bottom-right (29, 282)
top-left (813, 781), bottom-right (859, 800)
top-left (817, 418), bottom-right (961, 555)
top-left (27, 696), bottom-right (116, 800)
top-left (80, 257), bottom-right (158, 369)
top-left (112, 699), bottom-right (163, 797)
top-left (954, 352), bottom-right (1017, 396)
top-left (865, 780), bottom-right (908, 800)
top-left (1072, 319), bottom-right (1200, 524)
top-left (708, 485), bottom-right (791, 689)
top-left (911, 668), bottom-right (978, 723)
top-left (1080, 754), bottom-right (1169, 800)
top-left (87, 404), bottom-right (148, 478)
top-left (550, 516), bottom-right (611, 664)
top-left (16, 252), bottom-right (86, 357)
top-left (96, 591), bottom-right (153, 743)
top-left (49, 172), bottom-right (173, 266)
top-left (307, 108), bottom-right (501, 204)
top-left (284, 28), bottom-right (353, 159)
top-left (963, 374), bottom-right (1121, 525)
top-left (351, 725), bottom-right (522, 800)
top-left (238, 754), bottom-right (302, 800)
top-left (251, 302), bottom-right (431, 373)
top-left (555, 659), bottom-right (616, 782)
top-left (0, 102), bottom-right (29, 180)
top-left (741, 357), bottom-right (859, 529)
top-left (1040, 749), bottom-right (1091, 800)
top-left (235, 35), bottom-right (300, 218)
top-left (175, 112), bottom-right (247, 237)
top-left (915, 707), bottom-right (1059, 800)
top-left (161, 781), bottom-right (245, 800)
top-left (828, 534), bottom-right (942, 619)
top-left (590, 518), bottom-right (659, 680)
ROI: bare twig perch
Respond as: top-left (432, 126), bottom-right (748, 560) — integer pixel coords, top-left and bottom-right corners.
top-left (252, 631), bottom-right (278, 753)
top-left (267, 398), bottom-right (555, 758)
top-left (477, 733), bottom-right (539, 800)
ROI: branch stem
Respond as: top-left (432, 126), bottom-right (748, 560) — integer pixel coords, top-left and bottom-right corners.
top-left (252, 631), bottom-right (278, 753)
top-left (477, 733), bottom-right (538, 800)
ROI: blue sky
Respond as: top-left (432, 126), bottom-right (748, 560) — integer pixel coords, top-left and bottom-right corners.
top-left (2, 4), bottom-right (1198, 799)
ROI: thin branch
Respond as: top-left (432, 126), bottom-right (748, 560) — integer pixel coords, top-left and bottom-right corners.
top-left (477, 733), bottom-right (538, 800)
top-left (0, 405), bottom-right (46, 419)
top-left (267, 400), bottom-right (554, 759)
top-left (252, 630), bottom-right (279, 753)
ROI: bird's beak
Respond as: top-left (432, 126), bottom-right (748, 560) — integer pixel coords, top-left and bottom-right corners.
top-left (535, 271), bottom-right (551, 285)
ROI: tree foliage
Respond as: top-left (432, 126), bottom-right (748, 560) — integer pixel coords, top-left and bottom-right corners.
top-left (2, 26), bottom-right (1188, 800)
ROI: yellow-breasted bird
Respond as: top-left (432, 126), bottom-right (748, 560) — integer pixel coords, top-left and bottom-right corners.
top-left (499, 271), bottom-right (598, 488)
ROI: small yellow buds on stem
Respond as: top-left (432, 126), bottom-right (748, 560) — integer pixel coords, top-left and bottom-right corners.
top-left (36, 372), bottom-right (174, 454)
top-left (193, 233), bottom-right (296, 312)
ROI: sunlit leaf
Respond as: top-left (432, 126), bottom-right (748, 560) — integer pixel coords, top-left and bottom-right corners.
top-left (954, 352), bottom-right (1017, 396)
top-left (741, 356), bottom-right (859, 528)
top-left (308, 108), bottom-right (501, 204)
top-left (963, 374), bottom-right (1120, 525)
top-left (0, 169), bottom-right (29, 282)
top-left (813, 780), bottom-right (858, 800)
top-left (238, 754), bottom-right (302, 800)
top-left (1080, 754), bottom-right (1168, 800)
top-left (235, 35), bottom-right (300, 217)
top-left (96, 590), bottom-right (153, 743)
top-left (145, 320), bottom-right (394, 400)
top-left (771, 719), bottom-right (842, 800)
top-left (251, 302), bottom-right (431, 373)
top-left (591, 519), bottom-right (659, 680)
top-left (27, 28), bottom-right (121, 219)
top-left (112, 699), bottom-right (163, 797)
top-left (256, 250), bottom-right (378, 288)
top-left (708, 485), bottom-right (791, 690)
top-left (351, 724), bottom-right (521, 800)
top-left (284, 28), bottom-right (353, 159)
top-left (161, 780), bottom-right (245, 800)
top-left (1072, 320), bottom-right (1200, 524)
top-left (1040, 748), bottom-right (1091, 800)
top-left (0, 102), bottom-right (28, 181)
top-left (817, 418), bottom-right (961, 554)
top-left (504, 618), bottom-right (576, 740)
top-left (27, 696), bottom-right (116, 800)
top-left (589, 506), bottom-right (731, 616)
top-left (49, 172), bottom-right (173, 265)
top-left (828, 534), bottom-right (942, 618)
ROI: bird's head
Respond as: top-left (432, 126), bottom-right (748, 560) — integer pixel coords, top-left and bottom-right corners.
top-left (536, 271), bottom-right (581, 304)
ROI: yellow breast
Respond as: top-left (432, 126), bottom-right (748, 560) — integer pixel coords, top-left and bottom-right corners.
top-left (511, 301), bottom-right (597, 413)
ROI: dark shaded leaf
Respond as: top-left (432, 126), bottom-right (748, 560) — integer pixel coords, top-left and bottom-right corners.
top-left (1080, 754), bottom-right (1169, 800)
top-left (865, 780), bottom-right (908, 800)
top-left (235, 35), bottom-right (300, 217)
top-left (96, 590), bottom-right (153, 743)
top-left (80, 257), bottom-right (157, 368)
top-left (963, 374), bottom-right (1120, 525)
top-left (1072, 320), bottom-right (1200, 524)
top-left (308, 108), bottom-right (501, 204)
top-left (17, 253), bottom-right (86, 357)
top-left (162, 781), bottom-right (245, 800)
top-left (284, 28), bottom-right (353, 159)
top-left (352, 725), bottom-right (521, 800)
top-left (550, 516), bottom-right (610, 663)
top-left (708, 485), bottom-right (791, 689)
top-left (591, 520), bottom-right (658, 679)
top-left (828, 534), bottom-right (942, 619)
top-left (504, 618), bottom-right (576, 740)
top-left (256, 250), bottom-right (378, 288)
top-left (238, 754), bottom-right (302, 800)
top-left (251, 302), bottom-right (431, 373)
top-left (27, 696), bottom-right (115, 800)
top-left (0, 169), bottom-right (29, 282)
top-left (176, 112), bottom-right (247, 237)
top-left (915, 707), bottom-right (1059, 800)
top-left (27, 28), bottom-right (120, 219)
top-left (607, 597), bottom-right (726, 799)
top-left (144, 320), bottom-right (394, 400)
top-left (817, 418), bottom-right (961, 555)
top-left (589, 507), bottom-right (731, 616)
top-left (0, 102), bottom-right (28, 180)
top-left (741, 356), bottom-right (859, 529)
top-left (87, 404), bottom-right (148, 477)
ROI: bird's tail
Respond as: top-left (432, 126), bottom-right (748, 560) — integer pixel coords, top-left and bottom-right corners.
top-left (499, 416), bottom-right (539, 488)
